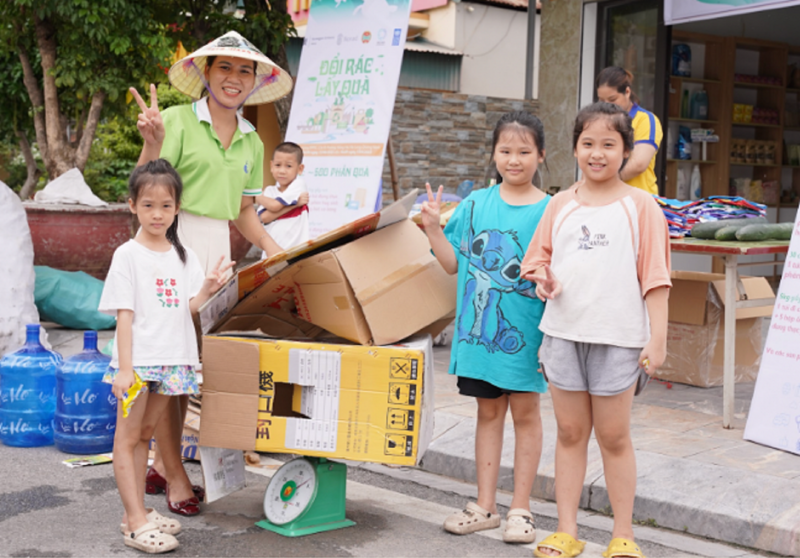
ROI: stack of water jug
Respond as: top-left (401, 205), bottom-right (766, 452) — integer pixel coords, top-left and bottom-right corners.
top-left (0, 324), bottom-right (117, 453)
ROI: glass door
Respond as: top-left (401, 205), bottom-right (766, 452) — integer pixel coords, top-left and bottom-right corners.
top-left (595, 0), bottom-right (669, 192)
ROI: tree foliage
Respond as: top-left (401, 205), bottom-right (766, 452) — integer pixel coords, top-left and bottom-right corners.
top-left (0, 0), bottom-right (174, 180)
top-left (0, 0), bottom-right (296, 200)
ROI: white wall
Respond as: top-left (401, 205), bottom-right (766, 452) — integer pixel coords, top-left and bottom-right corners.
top-left (456, 3), bottom-right (532, 100)
top-left (425, 2), bottom-right (457, 48)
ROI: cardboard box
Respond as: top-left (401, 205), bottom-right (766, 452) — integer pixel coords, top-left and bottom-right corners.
top-left (199, 190), bottom-right (457, 346)
top-left (659, 271), bottom-right (774, 387)
top-left (198, 334), bottom-right (434, 466)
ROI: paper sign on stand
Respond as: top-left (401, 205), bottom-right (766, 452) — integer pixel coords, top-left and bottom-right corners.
top-left (745, 217), bottom-right (800, 454)
top-left (199, 446), bottom-right (247, 503)
top-left (285, 0), bottom-right (413, 237)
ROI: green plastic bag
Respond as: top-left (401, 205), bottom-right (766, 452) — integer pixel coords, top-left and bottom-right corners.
top-left (34, 266), bottom-right (116, 330)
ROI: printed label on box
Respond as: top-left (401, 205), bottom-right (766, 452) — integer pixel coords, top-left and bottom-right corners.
top-left (388, 382), bottom-right (416, 405)
top-left (384, 433), bottom-right (413, 456)
top-left (386, 408), bottom-right (414, 431)
top-left (390, 357), bottom-right (418, 380)
top-left (284, 348), bottom-right (341, 453)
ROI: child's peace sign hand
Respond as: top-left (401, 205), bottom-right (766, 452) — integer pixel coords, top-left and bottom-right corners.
top-left (421, 182), bottom-right (443, 232)
top-left (533, 264), bottom-right (562, 301)
top-left (204, 256), bottom-right (236, 295)
top-left (130, 84), bottom-right (164, 146)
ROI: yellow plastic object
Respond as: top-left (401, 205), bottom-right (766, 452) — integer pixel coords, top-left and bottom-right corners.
top-left (122, 374), bottom-right (147, 418)
top-left (533, 532), bottom-right (587, 558)
top-left (602, 537), bottom-right (646, 558)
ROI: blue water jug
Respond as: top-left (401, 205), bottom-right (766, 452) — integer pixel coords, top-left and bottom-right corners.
top-left (54, 331), bottom-right (116, 454)
top-left (0, 324), bottom-right (61, 447)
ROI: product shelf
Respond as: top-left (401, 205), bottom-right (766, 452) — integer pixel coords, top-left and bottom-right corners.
top-left (670, 117), bottom-right (718, 125)
top-left (731, 122), bottom-right (782, 129)
top-left (733, 81), bottom-right (783, 90)
top-left (671, 76), bottom-right (721, 85)
top-left (729, 161), bottom-right (781, 167)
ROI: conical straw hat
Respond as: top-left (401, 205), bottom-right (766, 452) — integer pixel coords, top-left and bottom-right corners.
top-left (168, 31), bottom-right (293, 105)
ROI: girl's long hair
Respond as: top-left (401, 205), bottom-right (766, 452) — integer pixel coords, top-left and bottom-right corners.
top-left (128, 159), bottom-right (187, 264)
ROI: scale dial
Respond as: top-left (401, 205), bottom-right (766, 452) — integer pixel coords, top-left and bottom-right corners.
top-left (264, 458), bottom-right (318, 525)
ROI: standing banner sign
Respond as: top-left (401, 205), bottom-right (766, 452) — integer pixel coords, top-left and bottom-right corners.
top-left (285, 0), bottom-right (412, 237)
top-left (665, 0), bottom-right (800, 25)
top-left (744, 215), bottom-right (800, 454)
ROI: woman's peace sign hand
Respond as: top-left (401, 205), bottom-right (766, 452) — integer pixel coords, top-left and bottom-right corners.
top-left (130, 84), bottom-right (164, 146)
top-left (421, 182), bottom-right (443, 232)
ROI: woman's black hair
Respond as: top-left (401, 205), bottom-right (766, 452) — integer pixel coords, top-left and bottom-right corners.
top-left (205, 56), bottom-right (258, 73)
top-left (128, 159), bottom-right (187, 264)
top-left (490, 111), bottom-right (546, 187)
top-left (573, 102), bottom-right (635, 171)
top-left (596, 66), bottom-right (640, 105)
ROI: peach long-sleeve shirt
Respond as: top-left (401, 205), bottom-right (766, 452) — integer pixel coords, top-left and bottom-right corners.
top-left (521, 186), bottom-right (671, 348)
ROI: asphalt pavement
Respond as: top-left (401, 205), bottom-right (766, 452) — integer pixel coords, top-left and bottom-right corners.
top-left (4, 323), bottom-right (797, 557)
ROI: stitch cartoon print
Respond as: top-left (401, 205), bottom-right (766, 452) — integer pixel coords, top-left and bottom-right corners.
top-left (457, 202), bottom-right (537, 354)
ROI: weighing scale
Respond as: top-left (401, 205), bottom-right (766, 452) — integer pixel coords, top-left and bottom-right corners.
top-left (256, 457), bottom-right (355, 537)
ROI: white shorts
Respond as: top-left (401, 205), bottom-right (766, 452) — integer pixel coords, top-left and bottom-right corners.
top-left (176, 210), bottom-right (232, 277)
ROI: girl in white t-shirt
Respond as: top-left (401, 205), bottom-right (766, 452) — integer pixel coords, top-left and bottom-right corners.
top-left (522, 102), bottom-right (671, 558)
top-left (99, 159), bottom-right (232, 554)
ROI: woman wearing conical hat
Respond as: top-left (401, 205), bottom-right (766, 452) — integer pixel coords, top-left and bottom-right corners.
top-left (129, 31), bottom-right (292, 520)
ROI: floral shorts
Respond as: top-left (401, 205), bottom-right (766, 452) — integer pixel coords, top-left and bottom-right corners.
top-left (103, 365), bottom-right (200, 396)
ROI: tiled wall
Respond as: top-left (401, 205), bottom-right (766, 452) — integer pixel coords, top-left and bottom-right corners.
top-left (381, 87), bottom-right (539, 202)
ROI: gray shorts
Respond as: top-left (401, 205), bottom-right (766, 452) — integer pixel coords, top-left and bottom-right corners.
top-left (539, 335), bottom-right (648, 396)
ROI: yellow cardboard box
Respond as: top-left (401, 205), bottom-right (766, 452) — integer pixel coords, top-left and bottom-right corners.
top-left (198, 334), bottom-right (434, 466)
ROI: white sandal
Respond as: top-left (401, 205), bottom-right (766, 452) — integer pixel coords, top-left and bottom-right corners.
top-left (123, 522), bottom-right (179, 554)
top-left (443, 502), bottom-right (501, 535)
top-left (121, 508), bottom-right (182, 535)
top-left (503, 508), bottom-right (536, 543)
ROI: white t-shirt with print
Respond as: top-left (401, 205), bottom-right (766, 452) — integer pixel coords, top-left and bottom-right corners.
top-left (259, 176), bottom-right (310, 256)
top-left (99, 240), bottom-right (205, 368)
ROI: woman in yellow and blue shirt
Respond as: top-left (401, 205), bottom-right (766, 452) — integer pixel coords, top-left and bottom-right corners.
top-left (596, 67), bottom-right (662, 195)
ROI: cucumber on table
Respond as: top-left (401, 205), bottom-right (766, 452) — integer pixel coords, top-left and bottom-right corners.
top-left (736, 223), bottom-right (794, 241)
top-left (714, 225), bottom-right (743, 241)
top-left (735, 222), bottom-right (794, 241)
top-left (690, 216), bottom-right (767, 239)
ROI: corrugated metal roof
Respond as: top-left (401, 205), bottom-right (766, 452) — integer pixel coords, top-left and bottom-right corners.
top-left (405, 39), bottom-right (462, 56)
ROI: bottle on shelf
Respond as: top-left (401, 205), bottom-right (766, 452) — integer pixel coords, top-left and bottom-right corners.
top-left (54, 331), bottom-right (116, 455)
top-left (681, 90), bottom-right (690, 118)
top-left (677, 167), bottom-right (690, 200)
top-left (691, 90), bottom-right (709, 121)
top-left (690, 165), bottom-right (702, 201)
top-left (0, 324), bottom-right (61, 447)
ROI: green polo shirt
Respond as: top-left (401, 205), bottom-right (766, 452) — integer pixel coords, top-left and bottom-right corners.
top-left (161, 98), bottom-right (264, 221)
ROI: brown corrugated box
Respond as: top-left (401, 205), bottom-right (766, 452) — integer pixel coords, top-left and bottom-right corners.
top-left (658, 271), bottom-right (774, 387)
top-left (195, 190), bottom-right (454, 463)
top-left (199, 190), bottom-right (457, 346)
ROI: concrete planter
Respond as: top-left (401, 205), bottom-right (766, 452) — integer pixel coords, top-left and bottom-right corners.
top-left (23, 203), bottom-right (252, 279)
top-left (23, 202), bottom-right (134, 280)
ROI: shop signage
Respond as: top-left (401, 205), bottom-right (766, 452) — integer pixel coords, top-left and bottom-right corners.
top-left (665, 0), bottom-right (800, 25)
top-left (285, 0), bottom-right (412, 237)
top-left (744, 213), bottom-right (800, 455)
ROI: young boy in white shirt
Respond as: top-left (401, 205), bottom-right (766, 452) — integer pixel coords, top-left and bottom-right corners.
top-left (256, 142), bottom-right (310, 257)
